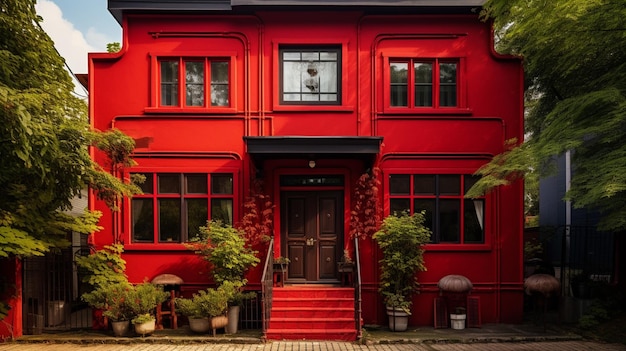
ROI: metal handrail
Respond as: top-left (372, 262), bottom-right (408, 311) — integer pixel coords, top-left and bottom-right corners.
top-left (354, 237), bottom-right (363, 339)
top-left (261, 238), bottom-right (274, 334)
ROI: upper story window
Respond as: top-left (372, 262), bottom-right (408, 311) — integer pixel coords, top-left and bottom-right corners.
top-left (159, 58), bottom-right (229, 108)
top-left (388, 174), bottom-right (484, 244)
top-left (389, 59), bottom-right (458, 109)
top-left (280, 47), bottom-right (341, 105)
top-left (131, 173), bottom-right (234, 244)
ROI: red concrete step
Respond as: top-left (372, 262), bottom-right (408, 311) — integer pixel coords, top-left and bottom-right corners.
top-left (268, 317), bottom-right (355, 329)
top-left (264, 328), bottom-right (358, 341)
top-left (271, 306), bottom-right (354, 318)
top-left (271, 297), bottom-right (353, 308)
top-left (273, 287), bottom-right (354, 298)
top-left (266, 286), bottom-right (357, 341)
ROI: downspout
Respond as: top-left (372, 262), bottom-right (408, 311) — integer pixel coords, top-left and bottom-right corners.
top-left (257, 16), bottom-right (265, 136)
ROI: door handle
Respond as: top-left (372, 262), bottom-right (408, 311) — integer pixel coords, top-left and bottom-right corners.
top-left (306, 237), bottom-right (316, 246)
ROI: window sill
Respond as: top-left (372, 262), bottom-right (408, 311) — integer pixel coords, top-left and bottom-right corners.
top-left (123, 243), bottom-right (190, 251)
top-left (144, 107), bottom-right (238, 114)
top-left (272, 105), bottom-right (354, 113)
top-left (380, 108), bottom-right (473, 116)
top-left (425, 243), bottom-right (491, 252)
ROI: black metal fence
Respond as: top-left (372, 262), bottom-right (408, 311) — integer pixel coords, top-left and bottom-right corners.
top-left (22, 244), bottom-right (92, 334)
top-left (526, 225), bottom-right (616, 297)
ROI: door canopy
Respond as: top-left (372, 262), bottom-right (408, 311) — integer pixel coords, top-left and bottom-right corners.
top-left (244, 136), bottom-right (383, 170)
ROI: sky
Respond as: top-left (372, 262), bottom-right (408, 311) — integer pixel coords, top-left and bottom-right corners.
top-left (35, 0), bottom-right (122, 88)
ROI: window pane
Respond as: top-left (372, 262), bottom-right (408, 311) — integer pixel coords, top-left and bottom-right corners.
top-left (211, 199), bottom-right (233, 225)
top-left (464, 175), bottom-right (480, 194)
top-left (132, 199), bottom-right (154, 242)
top-left (414, 175), bottom-right (435, 195)
top-left (439, 199), bottom-right (460, 242)
top-left (414, 199), bottom-right (435, 237)
top-left (440, 85), bottom-right (457, 107)
top-left (160, 60), bottom-right (179, 106)
top-left (415, 85), bottom-right (432, 107)
top-left (414, 63), bottom-right (433, 83)
top-left (185, 61), bottom-right (204, 106)
top-left (390, 62), bottom-right (408, 107)
top-left (390, 198), bottom-right (410, 216)
top-left (440, 63), bottom-right (457, 83)
top-left (389, 174), bottom-right (410, 195)
top-left (186, 174), bottom-right (208, 194)
top-left (281, 48), bottom-right (339, 104)
top-left (464, 199), bottom-right (484, 243)
top-left (187, 199), bottom-right (208, 240)
top-left (158, 174), bottom-right (180, 194)
top-left (211, 174), bottom-right (233, 194)
top-left (414, 62), bottom-right (433, 107)
top-left (439, 175), bottom-right (460, 195)
top-left (137, 173), bottom-right (153, 194)
top-left (211, 61), bottom-right (229, 106)
top-left (439, 62), bottom-right (457, 107)
top-left (159, 199), bottom-right (181, 242)
top-left (318, 62), bottom-right (337, 94)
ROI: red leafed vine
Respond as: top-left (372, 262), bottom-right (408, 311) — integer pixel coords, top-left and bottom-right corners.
top-left (349, 167), bottom-right (382, 241)
top-left (238, 178), bottom-right (274, 249)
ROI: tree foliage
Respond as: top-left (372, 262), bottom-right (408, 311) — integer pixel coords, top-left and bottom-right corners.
top-left (0, 0), bottom-right (139, 259)
top-left (473, 0), bottom-right (626, 230)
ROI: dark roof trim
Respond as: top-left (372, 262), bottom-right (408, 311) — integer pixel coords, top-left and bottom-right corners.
top-left (108, 0), bottom-right (484, 24)
top-left (244, 136), bottom-right (383, 155)
top-left (233, 0), bottom-right (484, 6)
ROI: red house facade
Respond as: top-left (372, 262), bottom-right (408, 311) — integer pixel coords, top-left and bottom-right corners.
top-left (2, 0), bottom-right (525, 341)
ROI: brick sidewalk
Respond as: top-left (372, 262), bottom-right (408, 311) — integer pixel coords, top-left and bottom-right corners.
top-left (0, 340), bottom-right (625, 351)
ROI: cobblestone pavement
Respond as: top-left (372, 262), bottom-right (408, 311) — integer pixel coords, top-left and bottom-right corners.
top-left (1, 341), bottom-right (625, 351)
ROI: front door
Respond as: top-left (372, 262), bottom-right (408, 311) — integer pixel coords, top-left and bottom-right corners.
top-left (281, 191), bottom-right (343, 283)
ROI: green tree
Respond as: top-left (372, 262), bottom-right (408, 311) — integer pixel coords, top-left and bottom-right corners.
top-left (0, 1), bottom-right (138, 257)
top-left (469, 0), bottom-right (626, 231)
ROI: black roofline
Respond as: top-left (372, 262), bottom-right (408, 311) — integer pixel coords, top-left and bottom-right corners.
top-left (108, 0), bottom-right (484, 25)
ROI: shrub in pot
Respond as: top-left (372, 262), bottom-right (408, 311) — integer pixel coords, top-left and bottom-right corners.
top-left (126, 281), bottom-right (169, 336)
top-left (186, 220), bottom-right (260, 333)
top-left (81, 282), bottom-right (133, 336)
top-left (373, 211), bottom-right (431, 331)
top-left (75, 244), bottom-right (130, 331)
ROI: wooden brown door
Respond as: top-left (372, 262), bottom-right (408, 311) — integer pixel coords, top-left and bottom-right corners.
top-left (281, 191), bottom-right (343, 283)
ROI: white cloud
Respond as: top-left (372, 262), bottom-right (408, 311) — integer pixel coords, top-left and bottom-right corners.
top-left (35, 0), bottom-right (97, 74)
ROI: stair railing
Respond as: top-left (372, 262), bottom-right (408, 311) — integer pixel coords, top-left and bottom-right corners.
top-left (261, 238), bottom-right (274, 334)
top-left (353, 237), bottom-right (363, 339)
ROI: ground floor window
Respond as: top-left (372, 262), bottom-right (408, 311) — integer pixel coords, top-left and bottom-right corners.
top-left (131, 172), bottom-right (234, 243)
top-left (388, 174), bottom-right (484, 244)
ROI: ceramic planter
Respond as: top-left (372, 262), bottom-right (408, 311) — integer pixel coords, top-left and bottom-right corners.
top-left (450, 313), bottom-right (466, 330)
top-left (111, 320), bottom-right (130, 337)
top-left (188, 317), bottom-right (211, 333)
top-left (226, 305), bottom-right (240, 334)
top-left (133, 318), bottom-right (156, 336)
top-left (386, 306), bottom-right (409, 332)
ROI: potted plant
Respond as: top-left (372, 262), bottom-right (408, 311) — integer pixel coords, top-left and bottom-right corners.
top-left (81, 282), bottom-right (134, 336)
top-left (186, 220), bottom-right (260, 333)
top-left (338, 249), bottom-right (354, 272)
top-left (219, 280), bottom-right (256, 334)
top-left (176, 288), bottom-right (223, 333)
top-left (207, 284), bottom-right (231, 336)
top-left (373, 211), bottom-right (431, 331)
top-left (75, 244), bottom-right (129, 331)
top-left (273, 256), bottom-right (290, 286)
top-left (126, 281), bottom-right (169, 336)
top-left (450, 307), bottom-right (467, 330)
